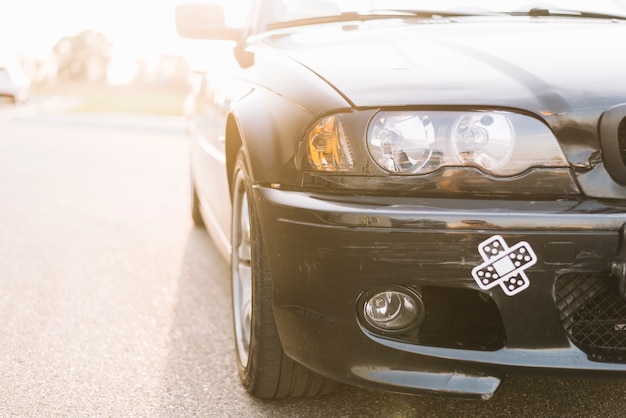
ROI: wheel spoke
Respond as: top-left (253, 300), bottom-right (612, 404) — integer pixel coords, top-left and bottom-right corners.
top-left (233, 181), bottom-right (253, 366)
top-left (237, 263), bottom-right (252, 352)
top-left (238, 193), bottom-right (251, 261)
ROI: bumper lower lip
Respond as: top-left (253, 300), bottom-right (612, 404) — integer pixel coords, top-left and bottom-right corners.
top-left (277, 305), bottom-right (626, 399)
top-left (253, 185), bottom-right (626, 397)
top-left (372, 335), bottom-right (626, 372)
top-left (350, 367), bottom-right (502, 400)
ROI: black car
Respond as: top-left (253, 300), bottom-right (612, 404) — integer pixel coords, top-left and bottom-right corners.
top-left (176, 0), bottom-right (626, 399)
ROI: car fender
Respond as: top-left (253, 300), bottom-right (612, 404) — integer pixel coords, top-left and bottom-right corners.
top-left (226, 86), bottom-right (322, 188)
top-left (223, 43), bottom-right (356, 187)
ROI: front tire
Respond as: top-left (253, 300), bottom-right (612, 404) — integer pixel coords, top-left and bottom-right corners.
top-left (230, 150), bottom-right (336, 398)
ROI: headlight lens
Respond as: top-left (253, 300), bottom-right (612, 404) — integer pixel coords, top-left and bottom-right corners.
top-left (451, 113), bottom-right (514, 171)
top-left (306, 115), bottom-right (353, 172)
top-left (366, 110), bottom-right (567, 176)
top-left (367, 114), bottom-right (436, 173)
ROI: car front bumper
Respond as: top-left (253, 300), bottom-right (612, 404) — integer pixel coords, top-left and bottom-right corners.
top-left (253, 186), bottom-right (626, 399)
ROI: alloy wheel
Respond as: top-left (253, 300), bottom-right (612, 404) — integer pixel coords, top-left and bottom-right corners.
top-left (232, 170), bottom-right (252, 366)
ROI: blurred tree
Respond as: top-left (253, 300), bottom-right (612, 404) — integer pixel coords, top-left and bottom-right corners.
top-left (53, 30), bottom-right (111, 83)
top-left (133, 55), bottom-right (190, 88)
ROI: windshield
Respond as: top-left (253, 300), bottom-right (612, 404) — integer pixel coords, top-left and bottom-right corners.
top-left (265, 0), bottom-right (626, 26)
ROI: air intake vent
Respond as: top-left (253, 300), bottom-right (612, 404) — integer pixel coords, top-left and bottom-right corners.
top-left (555, 273), bottom-right (626, 363)
top-left (600, 104), bottom-right (626, 185)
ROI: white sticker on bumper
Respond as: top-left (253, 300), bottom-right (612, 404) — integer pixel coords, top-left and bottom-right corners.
top-left (471, 235), bottom-right (537, 296)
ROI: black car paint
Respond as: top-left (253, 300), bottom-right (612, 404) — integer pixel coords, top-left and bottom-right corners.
top-left (186, 12), bottom-right (626, 398)
top-left (254, 190), bottom-right (626, 397)
top-left (219, 18), bottom-right (626, 197)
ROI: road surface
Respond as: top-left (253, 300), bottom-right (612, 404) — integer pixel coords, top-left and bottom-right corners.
top-left (0, 101), bottom-right (625, 416)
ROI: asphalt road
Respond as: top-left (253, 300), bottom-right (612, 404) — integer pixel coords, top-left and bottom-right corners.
top-left (1, 101), bottom-right (625, 417)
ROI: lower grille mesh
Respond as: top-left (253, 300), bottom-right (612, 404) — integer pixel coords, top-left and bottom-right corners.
top-left (555, 273), bottom-right (626, 363)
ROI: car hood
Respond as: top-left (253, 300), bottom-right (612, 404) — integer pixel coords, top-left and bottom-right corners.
top-left (264, 17), bottom-right (626, 114)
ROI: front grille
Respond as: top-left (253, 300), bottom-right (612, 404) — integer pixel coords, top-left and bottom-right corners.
top-left (619, 117), bottom-right (626, 166)
top-left (599, 104), bottom-right (626, 185)
top-left (555, 273), bottom-right (626, 363)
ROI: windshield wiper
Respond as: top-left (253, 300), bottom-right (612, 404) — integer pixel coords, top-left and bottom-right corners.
top-left (511, 8), bottom-right (626, 20)
top-left (357, 9), bottom-right (499, 18)
top-left (266, 9), bottom-right (495, 30)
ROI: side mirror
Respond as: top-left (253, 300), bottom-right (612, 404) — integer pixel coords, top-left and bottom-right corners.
top-left (175, 2), bottom-right (242, 41)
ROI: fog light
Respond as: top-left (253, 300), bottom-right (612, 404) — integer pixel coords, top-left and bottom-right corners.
top-left (362, 288), bottom-right (424, 333)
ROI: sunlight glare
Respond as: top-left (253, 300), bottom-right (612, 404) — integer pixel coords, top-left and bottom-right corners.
top-left (0, 0), bottom-right (253, 85)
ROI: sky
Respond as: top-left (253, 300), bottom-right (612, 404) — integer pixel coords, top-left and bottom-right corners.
top-left (0, 0), bottom-right (249, 83)
top-left (0, 1), bottom-right (186, 56)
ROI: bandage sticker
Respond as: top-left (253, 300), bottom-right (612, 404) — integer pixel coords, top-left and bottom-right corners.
top-left (471, 235), bottom-right (537, 296)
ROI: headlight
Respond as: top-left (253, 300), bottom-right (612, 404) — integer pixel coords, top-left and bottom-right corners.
top-left (367, 113), bottom-right (437, 173)
top-left (366, 110), bottom-right (567, 176)
top-left (306, 115), bottom-right (354, 171)
top-left (300, 110), bottom-right (569, 178)
top-left (451, 113), bottom-right (514, 171)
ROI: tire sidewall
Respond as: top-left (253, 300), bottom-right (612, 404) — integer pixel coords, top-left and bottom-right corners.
top-left (231, 151), bottom-right (265, 391)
